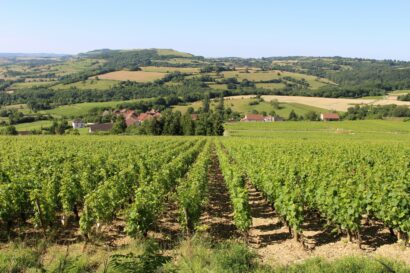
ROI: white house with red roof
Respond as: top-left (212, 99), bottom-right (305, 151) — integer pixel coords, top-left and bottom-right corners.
top-left (320, 113), bottom-right (340, 121)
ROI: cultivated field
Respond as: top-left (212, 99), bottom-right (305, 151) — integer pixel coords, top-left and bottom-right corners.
top-left (0, 134), bottom-right (409, 272)
top-left (51, 79), bottom-right (118, 90)
top-left (94, 70), bottom-right (166, 82)
top-left (224, 120), bottom-right (410, 140)
top-left (173, 97), bottom-right (326, 116)
top-left (39, 99), bottom-right (141, 117)
top-left (226, 95), bottom-right (410, 111)
top-left (141, 66), bottom-right (200, 73)
top-left (221, 70), bottom-right (334, 89)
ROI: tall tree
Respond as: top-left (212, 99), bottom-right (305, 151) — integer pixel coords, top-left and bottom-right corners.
top-left (202, 93), bottom-right (210, 113)
top-left (181, 112), bottom-right (195, 135)
top-left (111, 116), bottom-right (127, 134)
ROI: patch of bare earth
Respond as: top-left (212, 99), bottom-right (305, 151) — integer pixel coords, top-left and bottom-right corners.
top-left (200, 149), bottom-right (239, 240)
top-left (246, 184), bottom-right (410, 266)
top-left (151, 199), bottom-right (182, 250)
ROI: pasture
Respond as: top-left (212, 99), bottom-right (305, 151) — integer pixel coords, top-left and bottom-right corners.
top-left (39, 99), bottom-right (140, 117)
top-left (14, 120), bottom-right (53, 131)
top-left (156, 48), bottom-right (193, 57)
top-left (221, 70), bottom-right (334, 89)
top-left (174, 97), bottom-right (327, 117)
top-left (51, 79), bottom-right (118, 90)
top-left (9, 81), bottom-right (56, 90)
top-left (141, 66), bottom-right (200, 73)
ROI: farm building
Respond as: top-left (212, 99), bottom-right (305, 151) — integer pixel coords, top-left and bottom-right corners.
top-left (241, 114), bottom-right (281, 122)
top-left (72, 119), bottom-right (85, 129)
top-left (320, 113), bottom-right (340, 121)
top-left (136, 109), bottom-right (161, 124)
top-left (89, 123), bottom-right (113, 133)
top-left (241, 114), bottom-right (265, 122)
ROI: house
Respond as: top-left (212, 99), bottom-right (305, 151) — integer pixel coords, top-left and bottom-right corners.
top-left (125, 113), bottom-right (140, 126)
top-left (320, 113), bottom-right (340, 121)
top-left (263, 115), bottom-right (284, 122)
top-left (191, 114), bottom-right (199, 121)
top-left (241, 114), bottom-right (280, 122)
top-left (241, 114), bottom-right (265, 122)
top-left (113, 108), bottom-right (161, 126)
top-left (72, 119), bottom-right (85, 129)
top-left (89, 123), bottom-right (113, 133)
top-left (136, 109), bottom-right (161, 124)
top-left (102, 110), bottom-right (111, 116)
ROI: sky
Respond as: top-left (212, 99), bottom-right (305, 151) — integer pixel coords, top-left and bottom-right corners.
top-left (1, 0), bottom-right (410, 60)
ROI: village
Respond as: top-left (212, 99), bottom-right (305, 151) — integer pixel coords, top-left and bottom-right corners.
top-left (72, 109), bottom-right (341, 133)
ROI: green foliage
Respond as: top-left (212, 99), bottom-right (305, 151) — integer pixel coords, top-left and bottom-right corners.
top-left (222, 138), bottom-right (410, 242)
top-left (177, 141), bottom-right (211, 232)
top-left (163, 237), bottom-right (257, 273)
top-left (216, 142), bottom-right (251, 232)
top-left (0, 125), bottom-right (17, 135)
top-left (0, 243), bottom-right (43, 272)
top-left (111, 115), bottom-right (127, 134)
top-left (108, 240), bottom-right (170, 273)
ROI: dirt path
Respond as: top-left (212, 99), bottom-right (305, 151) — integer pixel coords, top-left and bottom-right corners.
top-left (200, 149), bottom-right (238, 240)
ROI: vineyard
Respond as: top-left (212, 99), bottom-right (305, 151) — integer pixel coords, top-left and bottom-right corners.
top-left (0, 135), bottom-right (409, 270)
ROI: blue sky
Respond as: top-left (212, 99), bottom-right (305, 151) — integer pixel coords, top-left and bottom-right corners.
top-left (1, 0), bottom-right (410, 59)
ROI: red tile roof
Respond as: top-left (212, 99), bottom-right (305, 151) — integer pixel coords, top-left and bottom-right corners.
top-left (125, 114), bottom-right (139, 126)
top-left (322, 113), bottom-right (340, 120)
top-left (241, 114), bottom-right (265, 121)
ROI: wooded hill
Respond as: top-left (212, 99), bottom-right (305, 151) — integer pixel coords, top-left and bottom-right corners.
top-left (1, 48), bottom-right (410, 108)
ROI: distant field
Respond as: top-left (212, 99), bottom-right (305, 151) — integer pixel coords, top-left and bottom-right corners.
top-left (255, 82), bottom-right (287, 89)
top-left (225, 120), bottom-right (410, 140)
top-left (165, 58), bottom-right (205, 65)
top-left (390, 89), bottom-right (410, 95)
top-left (221, 70), bottom-right (334, 89)
top-left (156, 49), bottom-right (193, 57)
top-left (14, 120), bottom-right (53, 131)
top-left (1, 104), bottom-right (32, 114)
top-left (141, 66), bottom-right (200, 73)
top-left (40, 99), bottom-right (141, 117)
top-left (208, 83), bottom-right (228, 90)
top-left (174, 97), bottom-right (327, 117)
top-left (9, 81), bottom-right (56, 90)
top-left (50, 58), bottom-right (105, 76)
top-left (51, 79), bottom-right (118, 90)
top-left (226, 95), bottom-right (410, 111)
top-left (95, 70), bottom-right (166, 82)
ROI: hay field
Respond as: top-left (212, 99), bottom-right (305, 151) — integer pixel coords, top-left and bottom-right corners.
top-left (51, 79), bottom-right (118, 91)
top-left (95, 70), bottom-right (166, 82)
top-left (141, 66), bottom-right (200, 73)
top-left (226, 95), bottom-right (410, 112)
top-left (221, 70), bottom-right (334, 89)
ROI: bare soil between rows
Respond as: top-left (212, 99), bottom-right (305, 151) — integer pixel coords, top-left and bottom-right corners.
top-left (245, 183), bottom-right (410, 266)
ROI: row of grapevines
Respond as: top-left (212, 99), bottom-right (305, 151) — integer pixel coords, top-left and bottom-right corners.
top-left (79, 139), bottom-right (198, 235)
top-left (222, 139), bottom-right (410, 244)
top-left (0, 136), bottom-right (188, 234)
top-left (126, 139), bottom-right (206, 237)
top-left (176, 140), bottom-right (211, 233)
top-left (215, 141), bottom-right (251, 233)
